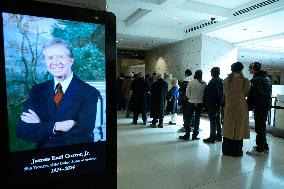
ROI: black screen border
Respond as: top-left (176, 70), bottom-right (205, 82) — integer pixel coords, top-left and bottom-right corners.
top-left (0, 0), bottom-right (117, 188)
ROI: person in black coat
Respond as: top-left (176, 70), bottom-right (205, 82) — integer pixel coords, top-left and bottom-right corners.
top-left (150, 73), bottom-right (168, 128)
top-left (130, 72), bottom-right (149, 125)
top-left (247, 62), bottom-right (272, 156)
top-left (203, 67), bottom-right (223, 144)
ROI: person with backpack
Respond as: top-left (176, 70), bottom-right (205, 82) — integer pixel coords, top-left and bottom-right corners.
top-left (178, 70), bottom-right (207, 141)
top-left (246, 62), bottom-right (272, 156)
top-left (178, 69), bottom-right (193, 132)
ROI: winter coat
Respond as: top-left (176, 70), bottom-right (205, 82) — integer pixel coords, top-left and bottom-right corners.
top-left (121, 78), bottom-right (133, 100)
top-left (130, 77), bottom-right (148, 112)
top-left (150, 78), bottom-right (168, 118)
top-left (222, 73), bottom-right (250, 140)
top-left (247, 70), bottom-right (272, 111)
top-left (203, 76), bottom-right (223, 108)
top-left (166, 85), bottom-right (179, 114)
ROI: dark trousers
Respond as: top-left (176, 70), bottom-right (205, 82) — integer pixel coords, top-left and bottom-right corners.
top-left (184, 103), bottom-right (202, 137)
top-left (222, 137), bottom-right (243, 156)
top-left (207, 105), bottom-right (222, 140)
top-left (151, 116), bottom-right (163, 126)
top-left (117, 95), bottom-right (125, 110)
top-left (133, 111), bottom-right (147, 123)
top-left (182, 102), bottom-right (195, 129)
top-left (254, 108), bottom-right (269, 152)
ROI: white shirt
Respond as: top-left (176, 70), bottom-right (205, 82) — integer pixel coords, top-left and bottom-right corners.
top-left (54, 73), bottom-right (73, 93)
top-left (184, 75), bottom-right (193, 82)
top-left (186, 79), bottom-right (207, 103)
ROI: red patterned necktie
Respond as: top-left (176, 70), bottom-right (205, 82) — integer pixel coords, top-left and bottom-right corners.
top-left (54, 83), bottom-right (63, 107)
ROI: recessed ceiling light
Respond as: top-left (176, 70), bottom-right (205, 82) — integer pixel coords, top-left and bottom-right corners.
top-left (174, 17), bottom-right (179, 20)
top-left (152, 40), bottom-right (156, 43)
top-left (120, 38), bottom-right (123, 40)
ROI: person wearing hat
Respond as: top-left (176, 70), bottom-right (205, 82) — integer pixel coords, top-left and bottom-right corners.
top-left (246, 62), bottom-right (272, 156)
top-left (222, 62), bottom-right (250, 157)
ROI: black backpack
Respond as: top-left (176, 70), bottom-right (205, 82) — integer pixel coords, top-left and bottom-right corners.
top-left (178, 80), bottom-right (189, 106)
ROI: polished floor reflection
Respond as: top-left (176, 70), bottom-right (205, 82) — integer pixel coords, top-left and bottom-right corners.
top-left (117, 111), bottom-right (284, 189)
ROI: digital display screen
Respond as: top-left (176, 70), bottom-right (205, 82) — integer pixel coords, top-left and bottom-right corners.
top-left (0, 1), bottom-right (116, 188)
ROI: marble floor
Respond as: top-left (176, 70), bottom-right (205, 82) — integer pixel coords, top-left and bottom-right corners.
top-left (117, 111), bottom-right (284, 189)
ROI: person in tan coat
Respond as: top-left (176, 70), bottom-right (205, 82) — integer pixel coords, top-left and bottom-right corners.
top-left (222, 62), bottom-right (250, 157)
top-left (121, 74), bottom-right (134, 118)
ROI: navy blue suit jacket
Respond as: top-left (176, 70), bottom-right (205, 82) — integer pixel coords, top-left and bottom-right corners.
top-left (16, 75), bottom-right (98, 149)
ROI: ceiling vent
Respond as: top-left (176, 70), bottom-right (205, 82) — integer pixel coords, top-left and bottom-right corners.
top-left (117, 49), bottom-right (145, 59)
top-left (184, 18), bottom-right (218, 33)
top-left (233, 0), bottom-right (279, 16)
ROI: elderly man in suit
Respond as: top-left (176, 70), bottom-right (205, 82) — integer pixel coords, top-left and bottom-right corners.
top-left (17, 38), bottom-right (98, 149)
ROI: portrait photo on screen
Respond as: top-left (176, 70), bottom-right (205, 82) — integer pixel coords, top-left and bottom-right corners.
top-left (3, 13), bottom-right (106, 151)
top-left (0, 2), bottom-right (117, 186)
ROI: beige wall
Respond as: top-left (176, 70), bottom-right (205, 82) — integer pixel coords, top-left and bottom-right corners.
top-left (145, 35), bottom-right (202, 81)
top-left (117, 58), bottom-right (145, 76)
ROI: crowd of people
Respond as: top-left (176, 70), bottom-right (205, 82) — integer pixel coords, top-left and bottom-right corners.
top-left (117, 61), bottom-right (272, 157)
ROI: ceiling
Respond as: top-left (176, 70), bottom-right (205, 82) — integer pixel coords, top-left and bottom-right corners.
top-left (106, 0), bottom-right (284, 69)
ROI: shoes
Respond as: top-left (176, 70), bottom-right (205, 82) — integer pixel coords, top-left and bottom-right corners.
top-left (192, 136), bottom-right (200, 140)
top-left (158, 125), bottom-right (163, 128)
top-left (216, 137), bottom-right (222, 142)
top-left (253, 146), bottom-right (269, 153)
top-left (143, 122), bottom-right (147, 125)
top-left (150, 124), bottom-right (157, 128)
top-left (177, 127), bottom-right (186, 133)
top-left (132, 121), bottom-right (137, 125)
top-left (179, 135), bottom-right (189, 140)
top-left (246, 149), bottom-right (266, 156)
top-left (169, 121), bottom-right (176, 125)
top-left (203, 138), bottom-right (215, 144)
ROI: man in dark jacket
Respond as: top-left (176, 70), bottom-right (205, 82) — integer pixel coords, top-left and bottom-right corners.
top-left (150, 73), bottom-right (168, 128)
top-left (130, 72), bottom-right (149, 125)
top-left (203, 67), bottom-right (223, 143)
top-left (247, 62), bottom-right (272, 156)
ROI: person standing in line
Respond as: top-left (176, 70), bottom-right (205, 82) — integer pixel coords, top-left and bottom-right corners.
top-left (117, 73), bottom-right (125, 111)
top-left (121, 73), bottom-right (133, 118)
top-left (164, 72), bottom-right (173, 115)
top-left (167, 78), bottom-right (179, 125)
top-left (222, 62), bottom-right (250, 157)
top-left (246, 62), bottom-right (272, 156)
top-left (203, 67), bottom-right (223, 143)
top-left (178, 70), bottom-right (206, 140)
top-left (178, 69), bottom-right (194, 132)
top-left (145, 74), bottom-right (154, 113)
top-left (150, 73), bottom-right (168, 128)
top-left (130, 72), bottom-right (149, 125)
